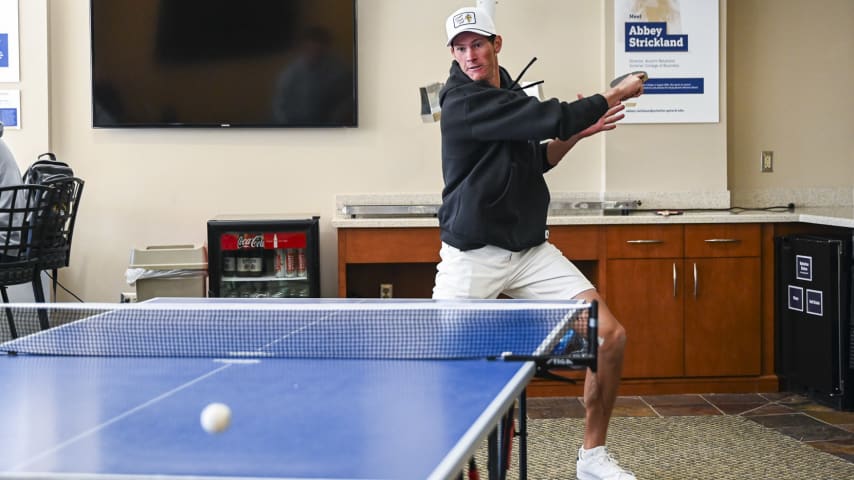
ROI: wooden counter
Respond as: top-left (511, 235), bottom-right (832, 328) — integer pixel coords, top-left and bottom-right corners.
top-left (336, 216), bottom-right (852, 396)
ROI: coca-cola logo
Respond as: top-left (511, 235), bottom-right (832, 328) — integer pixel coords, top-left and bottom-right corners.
top-left (237, 234), bottom-right (264, 248)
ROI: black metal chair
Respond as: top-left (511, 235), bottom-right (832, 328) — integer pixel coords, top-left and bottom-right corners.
top-left (32, 176), bottom-right (85, 294)
top-left (0, 184), bottom-right (57, 338)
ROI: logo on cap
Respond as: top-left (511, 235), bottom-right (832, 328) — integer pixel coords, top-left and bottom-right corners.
top-left (453, 11), bottom-right (477, 29)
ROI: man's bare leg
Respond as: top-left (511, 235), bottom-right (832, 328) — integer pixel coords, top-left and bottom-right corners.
top-left (574, 290), bottom-right (627, 448)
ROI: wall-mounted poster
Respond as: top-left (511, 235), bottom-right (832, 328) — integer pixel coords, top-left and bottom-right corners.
top-left (0, 0), bottom-right (20, 83)
top-left (613, 0), bottom-right (719, 123)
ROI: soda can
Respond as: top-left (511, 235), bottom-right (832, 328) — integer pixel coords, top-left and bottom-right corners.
top-left (274, 249), bottom-right (287, 277)
top-left (297, 249), bottom-right (307, 277)
top-left (285, 249), bottom-right (297, 277)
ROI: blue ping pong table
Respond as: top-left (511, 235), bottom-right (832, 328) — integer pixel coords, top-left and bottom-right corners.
top-left (0, 298), bottom-right (594, 480)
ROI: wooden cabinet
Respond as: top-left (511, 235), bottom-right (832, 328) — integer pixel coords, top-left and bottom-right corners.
top-left (605, 224), bottom-right (762, 379)
top-left (337, 222), bottom-right (777, 395)
top-left (605, 225), bottom-right (685, 378)
top-left (547, 226), bottom-right (601, 260)
top-left (547, 226), bottom-right (603, 288)
top-left (683, 224), bottom-right (761, 376)
top-left (337, 228), bottom-right (441, 298)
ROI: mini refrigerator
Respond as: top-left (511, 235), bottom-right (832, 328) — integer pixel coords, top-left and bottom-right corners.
top-left (775, 234), bottom-right (853, 410)
top-left (207, 215), bottom-right (320, 298)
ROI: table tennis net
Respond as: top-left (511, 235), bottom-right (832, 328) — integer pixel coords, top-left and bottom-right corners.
top-left (0, 300), bottom-right (596, 363)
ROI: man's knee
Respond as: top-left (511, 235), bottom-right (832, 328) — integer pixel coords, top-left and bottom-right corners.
top-left (596, 303), bottom-right (627, 355)
top-left (573, 291), bottom-right (626, 352)
top-left (600, 321), bottom-right (627, 353)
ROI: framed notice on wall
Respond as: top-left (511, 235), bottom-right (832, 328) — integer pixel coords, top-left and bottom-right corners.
top-left (0, 89), bottom-right (20, 128)
top-left (0, 0), bottom-right (20, 83)
top-left (613, 0), bottom-right (719, 124)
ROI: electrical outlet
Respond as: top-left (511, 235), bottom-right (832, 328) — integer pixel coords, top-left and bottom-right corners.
top-left (761, 151), bottom-right (774, 172)
top-left (380, 283), bottom-right (393, 299)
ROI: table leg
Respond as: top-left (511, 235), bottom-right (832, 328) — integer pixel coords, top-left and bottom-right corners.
top-left (519, 389), bottom-right (528, 480)
top-left (487, 427), bottom-right (499, 480)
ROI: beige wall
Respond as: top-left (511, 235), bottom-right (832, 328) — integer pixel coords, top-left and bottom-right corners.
top-left (13, 0), bottom-right (847, 302)
top-left (727, 0), bottom-right (854, 191)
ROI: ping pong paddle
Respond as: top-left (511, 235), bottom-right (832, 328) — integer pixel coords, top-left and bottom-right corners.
top-left (609, 70), bottom-right (648, 88)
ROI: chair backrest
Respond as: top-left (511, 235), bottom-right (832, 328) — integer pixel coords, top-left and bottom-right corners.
top-left (0, 184), bottom-right (56, 286)
top-left (31, 177), bottom-right (84, 270)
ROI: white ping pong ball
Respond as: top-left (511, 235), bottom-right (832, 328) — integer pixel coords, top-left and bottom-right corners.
top-left (200, 402), bottom-right (231, 434)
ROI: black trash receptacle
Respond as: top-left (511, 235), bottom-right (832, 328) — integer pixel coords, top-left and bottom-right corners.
top-left (775, 234), bottom-right (853, 411)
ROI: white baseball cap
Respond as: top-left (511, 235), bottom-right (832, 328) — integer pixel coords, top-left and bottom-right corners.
top-left (445, 7), bottom-right (497, 46)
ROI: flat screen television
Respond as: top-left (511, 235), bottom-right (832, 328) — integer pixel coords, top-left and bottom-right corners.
top-left (90, 0), bottom-right (357, 128)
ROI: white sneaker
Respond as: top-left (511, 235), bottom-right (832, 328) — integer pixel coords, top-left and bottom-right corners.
top-left (576, 446), bottom-right (636, 480)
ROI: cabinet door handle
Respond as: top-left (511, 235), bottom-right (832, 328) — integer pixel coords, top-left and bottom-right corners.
top-left (626, 239), bottom-right (664, 244)
top-left (693, 262), bottom-right (698, 298)
top-left (704, 238), bottom-right (740, 243)
top-left (673, 262), bottom-right (677, 297)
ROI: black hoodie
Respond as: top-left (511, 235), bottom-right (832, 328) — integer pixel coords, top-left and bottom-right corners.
top-left (438, 60), bottom-right (609, 251)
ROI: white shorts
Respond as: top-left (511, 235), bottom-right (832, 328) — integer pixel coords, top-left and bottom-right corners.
top-left (432, 241), bottom-right (595, 300)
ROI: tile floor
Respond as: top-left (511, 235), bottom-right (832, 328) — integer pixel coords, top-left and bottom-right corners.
top-left (526, 392), bottom-right (854, 463)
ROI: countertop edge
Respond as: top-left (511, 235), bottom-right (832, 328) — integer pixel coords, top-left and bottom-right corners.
top-left (331, 211), bottom-right (853, 229)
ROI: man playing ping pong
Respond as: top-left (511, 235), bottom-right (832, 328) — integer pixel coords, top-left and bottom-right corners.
top-left (433, 7), bottom-right (644, 480)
